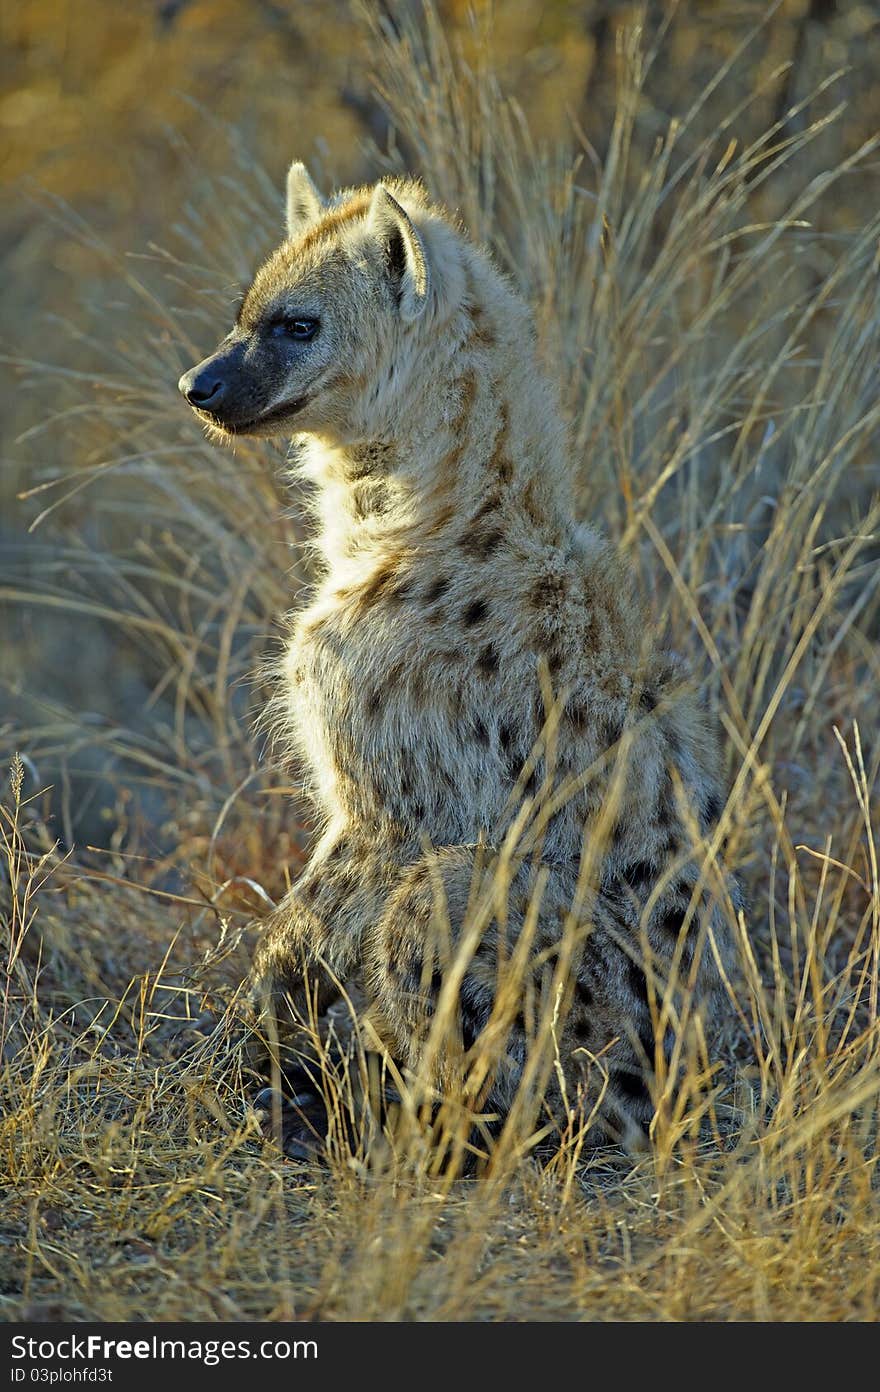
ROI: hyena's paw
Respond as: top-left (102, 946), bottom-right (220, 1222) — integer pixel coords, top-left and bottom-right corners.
top-left (252, 1086), bottom-right (327, 1163)
top-left (248, 1016), bottom-right (358, 1162)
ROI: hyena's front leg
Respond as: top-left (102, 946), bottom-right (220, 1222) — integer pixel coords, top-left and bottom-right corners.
top-left (246, 829), bottom-right (404, 1153)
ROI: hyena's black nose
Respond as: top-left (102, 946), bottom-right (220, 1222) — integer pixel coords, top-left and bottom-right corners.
top-left (178, 366), bottom-right (227, 409)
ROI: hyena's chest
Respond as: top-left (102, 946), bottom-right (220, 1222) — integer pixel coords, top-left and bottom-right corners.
top-left (283, 593), bottom-right (526, 838)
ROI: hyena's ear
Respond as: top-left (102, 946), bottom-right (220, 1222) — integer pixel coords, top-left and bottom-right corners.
top-left (367, 185), bottom-right (430, 322)
top-left (285, 161), bottom-right (324, 239)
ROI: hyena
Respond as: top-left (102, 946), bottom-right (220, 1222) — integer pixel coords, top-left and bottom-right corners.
top-left (179, 164), bottom-right (739, 1157)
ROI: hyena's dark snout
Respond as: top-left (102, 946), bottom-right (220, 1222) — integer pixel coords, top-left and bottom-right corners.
top-left (178, 362), bottom-right (227, 410)
top-left (178, 339), bottom-right (248, 419)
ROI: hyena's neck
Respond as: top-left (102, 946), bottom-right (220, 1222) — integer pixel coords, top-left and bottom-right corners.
top-left (297, 318), bottom-right (574, 575)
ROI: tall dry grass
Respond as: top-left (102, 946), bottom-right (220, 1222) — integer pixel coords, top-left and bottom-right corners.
top-left (2, 4), bottom-right (880, 1319)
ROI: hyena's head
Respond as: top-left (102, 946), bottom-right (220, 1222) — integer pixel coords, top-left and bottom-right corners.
top-left (178, 163), bottom-right (461, 443)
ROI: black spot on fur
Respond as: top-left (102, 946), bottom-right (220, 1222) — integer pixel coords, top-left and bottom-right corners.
top-left (371, 482), bottom-right (392, 515)
top-left (499, 722), bottom-right (514, 754)
top-left (463, 598), bottom-right (489, 626)
top-left (463, 528), bottom-right (504, 560)
top-left (640, 687), bottom-right (657, 712)
top-left (627, 959), bottom-right (650, 1008)
top-left (461, 1013), bottom-right (481, 1051)
top-left (299, 877), bottom-right (319, 903)
top-left (470, 494), bottom-right (502, 524)
top-left (638, 1030), bottom-right (659, 1071)
top-left (474, 717), bottom-right (491, 746)
top-left (582, 937), bottom-right (605, 974)
top-left (575, 978), bottom-right (594, 1008)
top-left (475, 645), bottom-right (498, 678)
top-left (592, 714), bottom-right (624, 755)
top-left (604, 714), bottom-right (625, 745)
top-left (656, 904), bottom-right (688, 941)
top-left (460, 993), bottom-right (490, 1051)
top-left (701, 792), bottom-right (724, 829)
top-left (529, 577), bottom-right (555, 610)
top-left (657, 786), bottom-right (676, 831)
top-left (622, 861), bottom-right (656, 895)
top-left (346, 441), bottom-right (393, 479)
top-left (664, 724), bottom-right (683, 758)
top-left (544, 638), bottom-right (566, 674)
top-left (359, 565), bottom-right (398, 608)
top-left (568, 702), bottom-right (589, 733)
top-left (405, 956), bottom-right (424, 992)
top-left (424, 575), bottom-right (450, 604)
top-left (614, 1065), bottom-right (651, 1103)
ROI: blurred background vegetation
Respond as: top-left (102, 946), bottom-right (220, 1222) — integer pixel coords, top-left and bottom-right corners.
top-left (1, 0), bottom-right (878, 857)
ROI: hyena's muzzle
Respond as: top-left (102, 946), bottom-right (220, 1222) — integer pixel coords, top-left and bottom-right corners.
top-left (178, 334), bottom-right (309, 436)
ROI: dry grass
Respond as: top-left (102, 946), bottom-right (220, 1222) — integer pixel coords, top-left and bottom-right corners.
top-left (2, 4), bottom-right (880, 1320)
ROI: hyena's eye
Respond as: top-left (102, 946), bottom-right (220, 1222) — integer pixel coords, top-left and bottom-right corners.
top-left (271, 316), bottom-right (320, 341)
